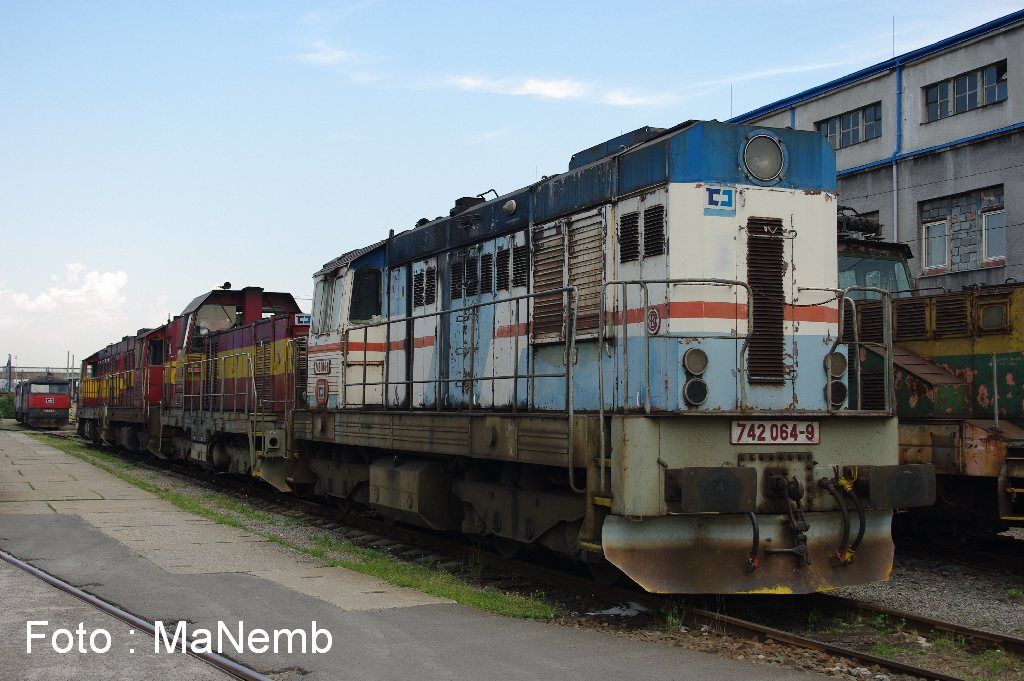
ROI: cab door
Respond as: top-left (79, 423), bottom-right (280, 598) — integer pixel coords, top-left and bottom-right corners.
top-left (341, 267), bottom-right (386, 406)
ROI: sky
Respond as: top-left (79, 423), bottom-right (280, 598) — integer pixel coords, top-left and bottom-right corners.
top-left (1, 0), bottom-right (1021, 366)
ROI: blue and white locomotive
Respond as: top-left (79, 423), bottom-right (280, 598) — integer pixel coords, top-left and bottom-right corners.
top-left (295, 120), bottom-right (935, 593)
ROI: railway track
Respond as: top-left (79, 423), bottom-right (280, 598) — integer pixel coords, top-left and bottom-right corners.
top-left (39, 430), bottom-right (1024, 681)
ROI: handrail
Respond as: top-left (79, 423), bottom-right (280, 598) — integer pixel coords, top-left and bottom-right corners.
top-left (596, 278), bottom-right (754, 493)
top-left (339, 287), bottom-right (580, 411)
top-left (336, 286), bottom-right (583, 494)
top-left (180, 352), bottom-right (257, 417)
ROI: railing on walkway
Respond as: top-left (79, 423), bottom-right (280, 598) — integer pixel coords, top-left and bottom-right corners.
top-left (340, 287), bottom-right (579, 414)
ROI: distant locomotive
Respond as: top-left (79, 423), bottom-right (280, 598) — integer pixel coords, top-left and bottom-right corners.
top-left (838, 218), bottom-right (1024, 539)
top-left (79, 120), bottom-right (935, 594)
top-left (15, 374), bottom-right (71, 428)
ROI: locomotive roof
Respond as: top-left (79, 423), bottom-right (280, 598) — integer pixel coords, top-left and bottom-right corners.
top-left (180, 288), bottom-right (301, 316)
top-left (25, 374), bottom-right (69, 385)
top-left (316, 239), bottom-right (387, 277)
top-left (380, 119), bottom-right (834, 267)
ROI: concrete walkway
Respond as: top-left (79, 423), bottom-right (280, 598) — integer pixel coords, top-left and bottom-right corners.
top-left (0, 430), bottom-right (824, 680)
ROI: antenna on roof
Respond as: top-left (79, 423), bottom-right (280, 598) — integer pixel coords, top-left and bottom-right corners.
top-left (730, 84), bottom-right (733, 119)
top-left (892, 16), bottom-right (896, 58)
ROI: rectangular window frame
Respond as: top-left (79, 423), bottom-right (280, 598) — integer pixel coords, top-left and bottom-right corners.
top-left (924, 60), bottom-right (1007, 123)
top-left (982, 209), bottom-right (1006, 263)
top-left (921, 219), bottom-right (950, 273)
top-left (815, 102), bottom-right (881, 150)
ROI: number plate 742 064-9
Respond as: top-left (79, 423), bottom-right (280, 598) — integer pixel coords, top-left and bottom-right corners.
top-left (730, 421), bottom-right (819, 445)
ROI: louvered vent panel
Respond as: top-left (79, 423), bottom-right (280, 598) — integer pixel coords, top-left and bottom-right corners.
top-left (533, 224), bottom-right (566, 337)
top-left (413, 271), bottom-right (425, 308)
top-left (860, 373), bottom-right (886, 411)
top-left (495, 249), bottom-right (510, 291)
top-left (642, 205), bottom-right (666, 257)
top-left (858, 303), bottom-right (883, 344)
top-left (934, 296), bottom-right (969, 337)
top-left (895, 300), bottom-right (927, 340)
top-left (841, 305), bottom-right (857, 343)
top-left (480, 253), bottom-right (494, 294)
top-left (450, 260), bottom-right (463, 300)
top-left (465, 256), bottom-right (479, 296)
top-left (512, 244), bottom-right (528, 288)
top-left (424, 268), bottom-right (436, 306)
top-left (568, 216), bottom-right (605, 331)
top-left (619, 212), bottom-right (640, 262)
top-left (746, 218), bottom-right (786, 383)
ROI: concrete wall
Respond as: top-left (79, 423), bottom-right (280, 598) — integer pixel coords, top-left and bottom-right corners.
top-left (744, 19), bottom-right (1021, 292)
top-left (836, 131), bottom-right (1023, 288)
top-left (903, 28), bottom-right (1022, 154)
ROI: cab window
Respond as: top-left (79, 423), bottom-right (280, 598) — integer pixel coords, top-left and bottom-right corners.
top-left (349, 269), bottom-right (382, 322)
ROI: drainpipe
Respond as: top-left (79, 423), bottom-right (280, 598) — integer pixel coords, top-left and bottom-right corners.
top-left (891, 62), bottom-right (904, 244)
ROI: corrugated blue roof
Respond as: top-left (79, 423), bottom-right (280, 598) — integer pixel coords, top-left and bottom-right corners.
top-left (730, 9), bottom-right (1024, 123)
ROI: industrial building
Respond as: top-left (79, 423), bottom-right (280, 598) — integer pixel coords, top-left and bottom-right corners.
top-left (732, 10), bottom-right (1023, 290)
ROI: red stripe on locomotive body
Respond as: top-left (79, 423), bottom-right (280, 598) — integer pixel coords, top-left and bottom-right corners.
top-left (612, 301), bottom-right (838, 325)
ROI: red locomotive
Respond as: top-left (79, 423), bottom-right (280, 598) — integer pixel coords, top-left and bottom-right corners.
top-left (76, 286), bottom-right (310, 491)
top-left (14, 374), bottom-right (72, 428)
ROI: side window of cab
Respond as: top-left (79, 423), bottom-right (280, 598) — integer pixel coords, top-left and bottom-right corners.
top-left (349, 268), bottom-right (382, 323)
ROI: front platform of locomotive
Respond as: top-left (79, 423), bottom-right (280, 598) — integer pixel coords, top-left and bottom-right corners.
top-left (597, 122), bottom-right (935, 593)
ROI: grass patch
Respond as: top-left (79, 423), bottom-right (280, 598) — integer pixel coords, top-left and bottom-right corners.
top-left (33, 434), bottom-right (557, 620)
top-left (871, 642), bottom-right (901, 658)
top-left (203, 493), bottom-right (279, 525)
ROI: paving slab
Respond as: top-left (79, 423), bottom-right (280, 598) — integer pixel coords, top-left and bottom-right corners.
top-left (0, 430), bottom-right (826, 680)
top-left (0, 559), bottom-right (225, 681)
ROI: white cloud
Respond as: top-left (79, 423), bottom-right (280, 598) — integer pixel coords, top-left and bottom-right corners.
top-left (294, 39), bottom-right (356, 65)
top-left (600, 89), bottom-right (681, 107)
top-left (449, 75), bottom-right (591, 100)
top-left (0, 264), bottom-right (130, 365)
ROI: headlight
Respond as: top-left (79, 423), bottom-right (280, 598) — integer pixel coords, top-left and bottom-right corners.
top-left (683, 348), bottom-right (708, 375)
top-left (825, 351), bottom-right (848, 377)
top-left (684, 378), bottom-right (708, 406)
top-left (743, 134), bottom-right (784, 182)
top-left (827, 380), bottom-right (848, 406)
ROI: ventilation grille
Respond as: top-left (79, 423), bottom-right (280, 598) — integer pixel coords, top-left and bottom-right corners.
top-left (533, 224), bottom-right (566, 337)
top-left (746, 218), bottom-right (786, 383)
top-left (465, 256), bottom-right (479, 296)
top-left (895, 300), bottom-right (927, 340)
top-left (512, 244), bottom-right (529, 288)
top-left (450, 260), bottom-right (463, 300)
top-left (480, 253), bottom-right (493, 294)
top-left (619, 212), bottom-right (640, 262)
top-left (569, 216), bottom-right (605, 330)
top-left (643, 205), bottom-right (666, 257)
top-left (858, 303), bottom-right (884, 345)
top-left (495, 250), bottom-right (510, 291)
top-left (934, 296), bottom-right (969, 337)
top-left (424, 268), bottom-right (436, 306)
top-left (861, 373), bottom-right (886, 411)
top-left (413, 271), bottom-right (425, 308)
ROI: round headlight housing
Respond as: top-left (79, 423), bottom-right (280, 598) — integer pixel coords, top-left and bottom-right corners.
top-left (827, 380), bottom-right (848, 407)
top-left (684, 378), bottom-right (709, 406)
top-left (742, 134), bottom-right (785, 182)
top-left (683, 348), bottom-right (708, 375)
top-left (825, 351), bottom-right (848, 378)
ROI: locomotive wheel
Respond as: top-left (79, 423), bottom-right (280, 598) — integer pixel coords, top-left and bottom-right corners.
top-left (492, 537), bottom-right (522, 560)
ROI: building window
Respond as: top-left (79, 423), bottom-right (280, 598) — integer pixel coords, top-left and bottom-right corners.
top-left (923, 221), bottom-right (949, 270)
top-left (925, 60), bottom-right (1007, 122)
top-left (816, 102), bottom-right (881, 150)
top-left (983, 210), bottom-right (1006, 261)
